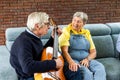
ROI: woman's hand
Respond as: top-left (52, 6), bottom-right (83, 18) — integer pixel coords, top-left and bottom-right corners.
top-left (80, 49), bottom-right (96, 67)
top-left (80, 58), bottom-right (89, 67)
top-left (69, 60), bottom-right (80, 72)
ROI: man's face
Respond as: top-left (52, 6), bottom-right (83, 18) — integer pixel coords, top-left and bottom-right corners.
top-left (72, 17), bottom-right (84, 31)
top-left (39, 22), bottom-right (50, 36)
top-left (34, 22), bottom-right (50, 37)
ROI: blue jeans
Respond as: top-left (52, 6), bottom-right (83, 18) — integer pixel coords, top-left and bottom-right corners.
top-left (64, 62), bottom-right (82, 80)
top-left (80, 60), bottom-right (106, 80)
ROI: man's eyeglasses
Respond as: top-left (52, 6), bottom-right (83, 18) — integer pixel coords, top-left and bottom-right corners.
top-left (44, 22), bottom-right (50, 26)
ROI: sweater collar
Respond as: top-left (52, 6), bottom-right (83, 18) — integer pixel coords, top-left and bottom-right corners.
top-left (26, 28), bottom-right (40, 38)
top-left (25, 29), bottom-right (40, 40)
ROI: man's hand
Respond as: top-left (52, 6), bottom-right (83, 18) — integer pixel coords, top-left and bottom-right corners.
top-left (57, 27), bottom-right (62, 36)
top-left (54, 58), bottom-right (63, 69)
top-left (51, 27), bottom-right (62, 38)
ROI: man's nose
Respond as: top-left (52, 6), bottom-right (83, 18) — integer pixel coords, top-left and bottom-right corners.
top-left (48, 25), bottom-right (50, 29)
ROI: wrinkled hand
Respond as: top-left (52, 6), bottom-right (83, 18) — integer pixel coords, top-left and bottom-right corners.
top-left (54, 58), bottom-right (63, 69)
top-left (57, 27), bottom-right (62, 36)
top-left (51, 27), bottom-right (62, 38)
top-left (69, 61), bottom-right (80, 72)
top-left (80, 58), bottom-right (89, 67)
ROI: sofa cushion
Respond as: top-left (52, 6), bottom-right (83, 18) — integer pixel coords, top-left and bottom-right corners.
top-left (84, 24), bottom-right (114, 58)
top-left (106, 22), bottom-right (120, 58)
top-left (93, 35), bottom-right (114, 58)
top-left (84, 24), bottom-right (111, 36)
top-left (111, 34), bottom-right (120, 58)
top-left (106, 22), bottom-right (120, 34)
top-left (97, 58), bottom-right (120, 80)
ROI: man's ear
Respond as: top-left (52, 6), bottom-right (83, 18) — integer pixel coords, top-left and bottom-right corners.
top-left (34, 23), bottom-right (40, 30)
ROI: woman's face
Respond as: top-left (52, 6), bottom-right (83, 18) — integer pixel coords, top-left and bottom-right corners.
top-left (72, 17), bottom-right (84, 31)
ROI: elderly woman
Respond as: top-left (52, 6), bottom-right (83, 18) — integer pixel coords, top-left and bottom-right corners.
top-left (59, 12), bottom-right (106, 80)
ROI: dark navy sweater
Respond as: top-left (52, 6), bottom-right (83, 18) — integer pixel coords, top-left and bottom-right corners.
top-left (10, 30), bottom-right (56, 78)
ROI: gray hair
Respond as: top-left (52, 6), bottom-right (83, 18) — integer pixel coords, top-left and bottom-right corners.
top-left (27, 12), bottom-right (49, 31)
top-left (73, 12), bottom-right (88, 24)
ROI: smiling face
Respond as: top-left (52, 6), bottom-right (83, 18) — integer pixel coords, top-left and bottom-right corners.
top-left (71, 12), bottom-right (88, 32)
top-left (72, 16), bottom-right (84, 32)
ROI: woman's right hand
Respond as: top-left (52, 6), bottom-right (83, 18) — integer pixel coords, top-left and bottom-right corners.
top-left (69, 60), bottom-right (80, 72)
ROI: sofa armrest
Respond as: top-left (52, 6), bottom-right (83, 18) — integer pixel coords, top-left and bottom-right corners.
top-left (0, 45), bottom-right (18, 80)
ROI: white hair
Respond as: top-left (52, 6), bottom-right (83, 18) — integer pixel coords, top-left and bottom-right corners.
top-left (73, 12), bottom-right (88, 24)
top-left (27, 12), bottom-right (49, 31)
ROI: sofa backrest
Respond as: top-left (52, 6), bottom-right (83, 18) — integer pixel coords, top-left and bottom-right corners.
top-left (84, 24), bottom-right (114, 58)
top-left (5, 23), bottom-right (120, 59)
top-left (106, 22), bottom-right (120, 58)
top-left (5, 27), bottom-right (53, 51)
top-left (5, 27), bottom-right (26, 51)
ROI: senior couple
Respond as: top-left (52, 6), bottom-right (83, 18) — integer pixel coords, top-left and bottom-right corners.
top-left (10, 11), bottom-right (106, 80)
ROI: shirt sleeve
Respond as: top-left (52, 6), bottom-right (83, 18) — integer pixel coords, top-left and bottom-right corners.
top-left (59, 27), bottom-right (70, 47)
top-left (86, 30), bottom-right (95, 50)
top-left (44, 36), bottom-right (54, 48)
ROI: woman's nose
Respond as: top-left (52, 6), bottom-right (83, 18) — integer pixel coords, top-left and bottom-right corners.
top-left (74, 21), bottom-right (78, 26)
